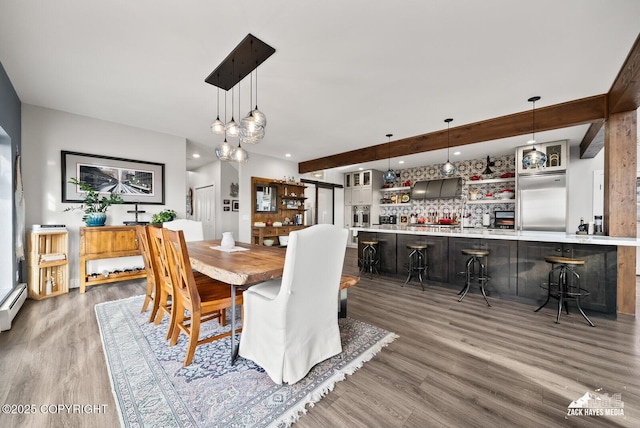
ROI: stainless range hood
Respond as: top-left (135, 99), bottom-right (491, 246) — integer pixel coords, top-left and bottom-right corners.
top-left (411, 178), bottom-right (462, 199)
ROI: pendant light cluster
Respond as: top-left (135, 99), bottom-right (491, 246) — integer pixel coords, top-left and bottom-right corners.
top-left (382, 133), bottom-right (397, 183)
top-left (521, 96), bottom-right (547, 169)
top-left (206, 34), bottom-right (275, 163)
top-left (440, 118), bottom-right (456, 176)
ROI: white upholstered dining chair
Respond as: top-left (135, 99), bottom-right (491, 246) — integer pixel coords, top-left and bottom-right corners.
top-left (163, 219), bottom-right (204, 241)
top-left (238, 224), bottom-right (348, 384)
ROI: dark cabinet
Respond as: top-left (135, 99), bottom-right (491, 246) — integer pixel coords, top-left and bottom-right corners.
top-left (448, 237), bottom-right (517, 297)
top-left (376, 232), bottom-right (397, 274)
top-left (566, 244), bottom-right (616, 314)
top-left (485, 239), bottom-right (518, 298)
top-left (448, 237), bottom-right (484, 288)
top-left (357, 231), bottom-right (396, 274)
top-left (517, 241), bottom-right (616, 315)
top-left (397, 234), bottom-right (449, 283)
top-left (516, 241), bottom-right (558, 302)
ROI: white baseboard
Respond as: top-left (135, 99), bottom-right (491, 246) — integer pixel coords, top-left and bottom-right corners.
top-left (0, 283), bottom-right (27, 331)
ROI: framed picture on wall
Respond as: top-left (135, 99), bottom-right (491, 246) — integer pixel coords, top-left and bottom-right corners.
top-left (223, 199), bottom-right (230, 205)
top-left (232, 200), bottom-right (239, 211)
top-left (223, 206), bottom-right (230, 212)
top-left (61, 151), bottom-right (165, 204)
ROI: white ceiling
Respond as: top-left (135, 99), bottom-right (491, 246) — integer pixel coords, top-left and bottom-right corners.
top-left (1, 1), bottom-right (638, 174)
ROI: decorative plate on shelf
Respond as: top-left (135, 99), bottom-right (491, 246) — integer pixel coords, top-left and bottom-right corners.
top-left (401, 194), bottom-right (410, 203)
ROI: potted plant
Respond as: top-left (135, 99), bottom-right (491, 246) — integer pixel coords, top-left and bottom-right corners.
top-left (151, 209), bottom-right (177, 225)
top-left (64, 177), bottom-right (124, 226)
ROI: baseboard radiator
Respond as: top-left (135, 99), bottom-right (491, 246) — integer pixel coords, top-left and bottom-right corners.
top-left (0, 283), bottom-right (27, 331)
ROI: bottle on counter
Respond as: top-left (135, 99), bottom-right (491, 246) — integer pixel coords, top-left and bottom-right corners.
top-left (577, 217), bottom-right (587, 234)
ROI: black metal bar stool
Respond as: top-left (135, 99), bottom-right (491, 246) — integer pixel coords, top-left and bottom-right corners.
top-left (359, 240), bottom-right (379, 277)
top-left (535, 256), bottom-right (594, 326)
top-left (458, 249), bottom-right (491, 306)
top-left (402, 243), bottom-right (428, 291)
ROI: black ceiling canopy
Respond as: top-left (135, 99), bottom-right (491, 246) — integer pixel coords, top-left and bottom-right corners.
top-left (205, 34), bottom-right (276, 91)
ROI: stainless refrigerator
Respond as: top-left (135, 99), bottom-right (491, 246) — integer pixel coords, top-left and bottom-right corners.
top-left (517, 173), bottom-right (567, 232)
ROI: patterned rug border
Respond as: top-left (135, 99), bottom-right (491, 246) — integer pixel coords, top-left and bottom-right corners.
top-left (95, 295), bottom-right (398, 427)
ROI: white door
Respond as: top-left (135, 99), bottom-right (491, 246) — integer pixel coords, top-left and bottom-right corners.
top-left (195, 185), bottom-right (215, 240)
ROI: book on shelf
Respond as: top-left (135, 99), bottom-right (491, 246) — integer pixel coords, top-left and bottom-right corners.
top-left (32, 224), bottom-right (67, 232)
top-left (40, 253), bottom-right (67, 263)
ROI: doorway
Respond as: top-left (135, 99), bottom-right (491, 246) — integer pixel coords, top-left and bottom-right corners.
top-left (0, 128), bottom-right (13, 304)
top-left (194, 185), bottom-right (215, 240)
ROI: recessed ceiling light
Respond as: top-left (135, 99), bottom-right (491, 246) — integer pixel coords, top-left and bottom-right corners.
top-left (285, 153), bottom-right (292, 157)
top-left (398, 160), bottom-right (405, 164)
top-left (193, 153), bottom-right (200, 158)
top-left (358, 167), bottom-right (363, 171)
top-left (453, 151), bottom-right (461, 156)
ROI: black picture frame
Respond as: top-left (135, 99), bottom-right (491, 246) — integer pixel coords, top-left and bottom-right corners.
top-left (232, 200), bottom-right (239, 211)
top-left (61, 151), bottom-right (165, 205)
top-left (223, 199), bottom-right (230, 205)
top-left (223, 206), bottom-right (230, 212)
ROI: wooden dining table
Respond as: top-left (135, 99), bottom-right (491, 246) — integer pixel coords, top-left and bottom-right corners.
top-left (187, 239), bottom-right (359, 363)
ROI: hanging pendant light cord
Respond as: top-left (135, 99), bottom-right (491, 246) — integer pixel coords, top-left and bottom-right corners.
top-left (528, 96), bottom-right (540, 148)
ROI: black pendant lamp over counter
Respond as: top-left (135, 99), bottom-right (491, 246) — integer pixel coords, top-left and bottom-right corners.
top-left (382, 134), bottom-right (397, 184)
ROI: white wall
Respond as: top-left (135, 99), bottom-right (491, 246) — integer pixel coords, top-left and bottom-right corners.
top-left (567, 144), bottom-right (604, 232)
top-left (21, 104), bottom-right (186, 288)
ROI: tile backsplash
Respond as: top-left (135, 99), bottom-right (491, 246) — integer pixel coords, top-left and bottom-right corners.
top-left (380, 154), bottom-right (516, 227)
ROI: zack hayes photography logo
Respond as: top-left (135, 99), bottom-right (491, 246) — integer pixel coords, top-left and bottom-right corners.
top-left (567, 390), bottom-right (624, 417)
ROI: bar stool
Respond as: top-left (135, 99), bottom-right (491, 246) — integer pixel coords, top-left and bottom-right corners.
top-left (534, 256), bottom-right (594, 326)
top-left (458, 249), bottom-right (491, 306)
top-left (359, 240), bottom-right (379, 277)
top-left (402, 244), bottom-right (428, 291)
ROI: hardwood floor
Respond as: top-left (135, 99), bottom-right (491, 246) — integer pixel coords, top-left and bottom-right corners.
top-left (1, 247), bottom-right (638, 427)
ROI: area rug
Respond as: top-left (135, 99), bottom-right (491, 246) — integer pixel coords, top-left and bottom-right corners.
top-left (95, 295), bottom-right (397, 427)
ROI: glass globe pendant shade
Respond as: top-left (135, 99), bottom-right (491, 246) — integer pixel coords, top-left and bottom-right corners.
top-left (225, 118), bottom-right (239, 138)
top-left (215, 139), bottom-right (233, 161)
top-left (440, 161), bottom-right (456, 177)
top-left (251, 106), bottom-right (267, 128)
top-left (522, 147), bottom-right (547, 169)
top-left (239, 113), bottom-right (265, 144)
top-left (231, 143), bottom-right (249, 163)
top-left (211, 116), bottom-right (225, 134)
top-left (383, 169), bottom-right (397, 183)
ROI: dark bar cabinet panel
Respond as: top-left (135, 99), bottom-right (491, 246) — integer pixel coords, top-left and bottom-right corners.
top-left (376, 232), bottom-right (397, 274)
top-left (517, 241), bottom-right (617, 315)
top-left (396, 234), bottom-right (449, 284)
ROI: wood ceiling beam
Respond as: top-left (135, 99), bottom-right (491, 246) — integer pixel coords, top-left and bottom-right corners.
top-left (580, 32), bottom-right (639, 158)
top-left (579, 119), bottom-right (605, 158)
top-left (608, 32), bottom-right (640, 115)
top-left (299, 95), bottom-right (607, 174)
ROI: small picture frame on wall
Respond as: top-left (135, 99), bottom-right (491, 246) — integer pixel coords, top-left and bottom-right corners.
top-left (223, 206), bottom-right (230, 212)
top-left (232, 200), bottom-right (239, 211)
top-left (223, 199), bottom-right (230, 205)
top-left (400, 215), bottom-right (408, 225)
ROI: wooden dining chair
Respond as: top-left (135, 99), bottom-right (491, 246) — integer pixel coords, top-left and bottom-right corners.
top-left (136, 225), bottom-right (160, 323)
top-left (162, 228), bottom-right (243, 366)
top-left (147, 225), bottom-right (177, 339)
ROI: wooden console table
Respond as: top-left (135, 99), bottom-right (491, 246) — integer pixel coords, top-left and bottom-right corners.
top-left (79, 225), bottom-right (146, 293)
top-left (251, 225), bottom-right (306, 246)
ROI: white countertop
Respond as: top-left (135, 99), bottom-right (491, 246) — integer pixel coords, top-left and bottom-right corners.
top-left (351, 225), bottom-right (640, 246)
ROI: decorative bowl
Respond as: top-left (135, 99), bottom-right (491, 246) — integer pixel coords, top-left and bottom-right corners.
top-left (263, 239), bottom-right (275, 246)
top-left (497, 191), bottom-right (515, 199)
top-left (439, 218), bottom-right (452, 225)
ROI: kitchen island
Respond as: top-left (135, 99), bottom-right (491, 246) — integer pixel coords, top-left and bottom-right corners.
top-left (352, 225), bottom-right (639, 317)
